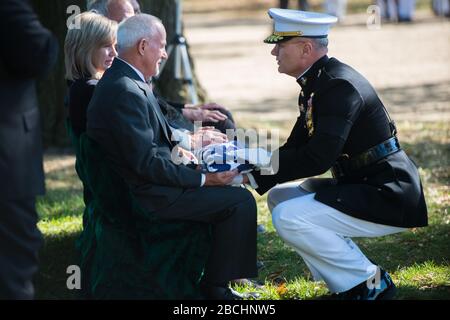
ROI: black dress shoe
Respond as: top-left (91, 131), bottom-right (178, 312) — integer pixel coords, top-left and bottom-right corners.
top-left (331, 268), bottom-right (397, 300)
top-left (202, 285), bottom-right (245, 300)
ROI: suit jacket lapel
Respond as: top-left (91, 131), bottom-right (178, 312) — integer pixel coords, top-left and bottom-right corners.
top-left (143, 85), bottom-right (173, 144)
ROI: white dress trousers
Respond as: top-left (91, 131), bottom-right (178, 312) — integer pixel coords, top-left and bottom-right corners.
top-left (268, 181), bottom-right (406, 293)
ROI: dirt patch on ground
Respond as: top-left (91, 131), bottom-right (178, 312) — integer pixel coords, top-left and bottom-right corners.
top-left (184, 8), bottom-right (450, 125)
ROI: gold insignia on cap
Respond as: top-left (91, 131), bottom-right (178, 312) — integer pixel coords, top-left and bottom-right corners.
top-left (273, 31), bottom-right (303, 37)
top-left (264, 30), bottom-right (304, 43)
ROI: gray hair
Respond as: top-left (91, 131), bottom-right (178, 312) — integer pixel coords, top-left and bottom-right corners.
top-left (117, 14), bottom-right (162, 53)
top-left (311, 38), bottom-right (329, 50)
top-left (88, 0), bottom-right (138, 16)
top-left (129, 0), bottom-right (141, 14)
top-left (87, 0), bottom-right (109, 16)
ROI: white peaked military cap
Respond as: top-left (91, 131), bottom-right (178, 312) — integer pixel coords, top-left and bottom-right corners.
top-left (264, 8), bottom-right (338, 44)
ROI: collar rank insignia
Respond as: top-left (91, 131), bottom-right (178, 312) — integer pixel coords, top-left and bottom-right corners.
top-left (300, 77), bottom-right (307, 87)
top-left (299, 102), bottom-right (305, 113)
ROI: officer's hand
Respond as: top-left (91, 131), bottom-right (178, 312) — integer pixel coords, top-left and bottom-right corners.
top-left (199, 102), bottom-right (228, 112)
top-left (183, 107), bottom-right (227, 123)
top-left (204, 170), bottom-right (239, 186)
top-left (201, 109), bottom-right (228, 122)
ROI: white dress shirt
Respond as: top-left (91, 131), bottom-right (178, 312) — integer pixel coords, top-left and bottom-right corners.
top-left (116, 57), bottom-right (147, 82)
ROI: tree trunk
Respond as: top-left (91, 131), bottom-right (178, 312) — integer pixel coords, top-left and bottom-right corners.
top-left (141, 0), bottom-right (208, 104)
top-left (31, 0), bottom-right (86, 148)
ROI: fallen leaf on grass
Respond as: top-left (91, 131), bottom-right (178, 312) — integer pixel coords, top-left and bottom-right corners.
top-left (276, 283), bottom-right (288, 296)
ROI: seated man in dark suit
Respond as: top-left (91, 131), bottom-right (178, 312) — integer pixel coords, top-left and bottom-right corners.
top-left (86, 13), bottom-right (257, 299)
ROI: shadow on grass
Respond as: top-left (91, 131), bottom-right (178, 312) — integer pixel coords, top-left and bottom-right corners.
top-left (396, 284), bottom-right (450, 300)
top-left (35, 231), bottom-right (81, 300)
top-left (379, 81), bottom-right (450, 110)
top-left (314, 284), bottom-right (450, 300)
top-left (402, 140), bottom-right (449, 183)
top-left (257, 231), bottom-right (311, 282)
top-left (354, 225), bottom-right (450, 270)
top-left (37, 187), bottom-right (84, 220)
top-left (230, 81), bottom-right (450, 116)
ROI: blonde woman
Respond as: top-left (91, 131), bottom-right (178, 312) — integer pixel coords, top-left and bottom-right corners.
top-left (65, 11), bottom-right (117, 137)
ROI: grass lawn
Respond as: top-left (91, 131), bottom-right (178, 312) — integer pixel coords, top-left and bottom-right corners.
top-left (35, 120), bottom-right (450, 299)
